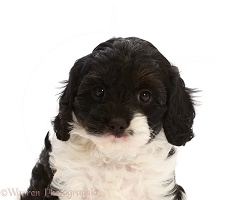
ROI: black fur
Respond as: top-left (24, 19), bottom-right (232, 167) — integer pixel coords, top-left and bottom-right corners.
top-left (169, 184), bottom-right (186, 200)
top-left (21, 133), bottom-right (57, 200)
top-left (22, 37), bottom-right (196, 199)
top-left (167, 147), bottom-right (176, 157)
top-left (163, 65), bottom-right (195, 146)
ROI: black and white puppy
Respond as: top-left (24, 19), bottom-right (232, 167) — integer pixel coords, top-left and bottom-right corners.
top-left (21, 37), bottom-right (196, 200)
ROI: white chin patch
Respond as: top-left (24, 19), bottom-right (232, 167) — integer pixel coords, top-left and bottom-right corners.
top-left (70, 113), bottom-right (151, 158)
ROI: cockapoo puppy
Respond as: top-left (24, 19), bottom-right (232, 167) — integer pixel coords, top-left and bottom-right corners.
top-left (21, 37), bottom-right (196, 200)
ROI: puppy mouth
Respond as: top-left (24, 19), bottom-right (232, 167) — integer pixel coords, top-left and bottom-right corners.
top-left (91, 130), bottom-right (134, 145)
top-left (107, 129), bottom-right (134, 138)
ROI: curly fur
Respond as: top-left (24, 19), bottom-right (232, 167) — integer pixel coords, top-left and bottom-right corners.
top-left (21, 37), bottom-right (196, 200)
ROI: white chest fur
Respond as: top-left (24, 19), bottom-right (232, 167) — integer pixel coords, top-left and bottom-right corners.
top-left (49, 130), bottom-right (178, 200)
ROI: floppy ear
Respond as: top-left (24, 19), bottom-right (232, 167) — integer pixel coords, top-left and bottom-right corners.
top-left (52, 59), bottom-right (84, 141)
top-left (163, 66), bottom-right (196, 146)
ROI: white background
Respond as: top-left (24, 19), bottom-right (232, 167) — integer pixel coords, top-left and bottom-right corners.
top-left (0, 1), bottom-right (238, 199)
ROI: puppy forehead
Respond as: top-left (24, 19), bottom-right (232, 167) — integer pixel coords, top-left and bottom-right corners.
top-left (87, 62), bottom-right (163, 89)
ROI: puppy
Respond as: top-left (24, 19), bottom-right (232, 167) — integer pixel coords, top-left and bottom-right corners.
top-left (21, 37), bottom-right (196, 200)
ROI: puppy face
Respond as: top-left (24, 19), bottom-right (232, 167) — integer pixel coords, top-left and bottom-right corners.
top-left (74, 57), bottom-right (167, 138)
top-left (53, 37), bottom-right (195, 148)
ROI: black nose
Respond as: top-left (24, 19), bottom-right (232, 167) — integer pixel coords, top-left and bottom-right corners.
top-left (109, 118), bottom-right (128, 137)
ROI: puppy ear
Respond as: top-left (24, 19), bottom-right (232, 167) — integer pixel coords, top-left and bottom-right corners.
top-left (163, 66), bottom-right (196, 146)
top-left (52, 60), bottom-right (83, 141)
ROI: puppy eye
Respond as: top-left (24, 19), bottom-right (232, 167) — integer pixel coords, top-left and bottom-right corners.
top-left (138, 90), bottom-right (152, 103)
top-left (93, 87), bottom-right (105, 98)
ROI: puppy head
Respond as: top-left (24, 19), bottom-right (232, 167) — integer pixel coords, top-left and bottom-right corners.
top-left (53, 37), bottom-right (195, 148)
